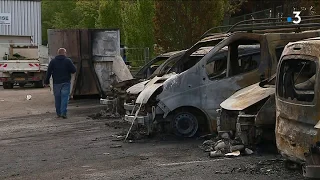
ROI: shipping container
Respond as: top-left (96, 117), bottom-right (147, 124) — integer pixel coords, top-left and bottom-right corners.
top-left (0, 0), bottom-right (41, 45)
top-left (47, 29), bottom-right (133, 99)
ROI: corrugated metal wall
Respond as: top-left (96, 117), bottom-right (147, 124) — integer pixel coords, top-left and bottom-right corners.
top-left (0, 0), bottom-right (41, 45)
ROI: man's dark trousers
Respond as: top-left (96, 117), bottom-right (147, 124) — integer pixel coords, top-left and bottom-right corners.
top-left (53, 82), bottom-right (71, 116)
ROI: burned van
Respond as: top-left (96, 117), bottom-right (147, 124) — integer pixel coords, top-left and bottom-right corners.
top-left (124, 46), bottom-right (214, 115)
top-left (276, 38), bottom-right (320, 178)
top-left (217, 74), bottom-right (277, 146)
top-left (134, 50), bottom-right (185, 80)
top-left (123, 34), bottom-right (229, 115)
top-left (102, 50), bottom-right (186, 114)
top-left (125, 30), bottom-right (320, 138)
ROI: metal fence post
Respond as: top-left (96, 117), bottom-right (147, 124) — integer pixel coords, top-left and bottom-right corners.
top-left (144, 47), bottom-right (149, 64)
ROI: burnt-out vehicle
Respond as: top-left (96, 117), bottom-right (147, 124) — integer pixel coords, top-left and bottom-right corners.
top-left (123, 34), bottom-right (230, 115)
top-left (217, 74), bottom-right (277, 146)
top-left (104, 50), bottom-right (186, 114)
top-left (124, 46), bottom-right (215, 115)
top-left (134, 50), bottom-right (185, 80)
top-left (125, 25), bottom-right (320, 138)
top-left (217, 36), bottom-right (320, 149)
top-left (276, 38), bottom-right (320, 178)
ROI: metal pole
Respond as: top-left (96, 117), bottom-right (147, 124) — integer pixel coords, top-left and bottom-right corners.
top-left (144, 47), bottom-right (149, 64)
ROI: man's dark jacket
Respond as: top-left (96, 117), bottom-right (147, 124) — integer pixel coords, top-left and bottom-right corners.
top-left (45, 55), bottom-right (76, 84)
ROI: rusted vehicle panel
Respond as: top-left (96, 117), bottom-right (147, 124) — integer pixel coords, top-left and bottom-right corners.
top-left (48, 29), bottom-right (132, 98)
top-left (220, 82), bottom-right (275, 111)
top-left (275, 38), bottom-right (320, 178)
top-left (218, 76), bottom-right (277, 146)
top-left (125, 30), bottom-right (320, 138)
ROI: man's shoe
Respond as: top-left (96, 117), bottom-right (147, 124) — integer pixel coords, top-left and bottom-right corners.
top-left (56, 115), bottom-right (61, 118)
top-left (61, 115), bottom-right (67, 119)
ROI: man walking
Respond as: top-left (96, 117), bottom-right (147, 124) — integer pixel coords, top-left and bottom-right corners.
top-left (45, 48), bottom-right (76, 119)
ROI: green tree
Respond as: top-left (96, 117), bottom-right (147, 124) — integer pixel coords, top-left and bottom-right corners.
top-left (121, 0), bottom-right (155, 66)
top-left (153, 0), bottom-right (229, 52)
top-left (74, 0), bottom-right (100, 28)
top-left (41, 0), bottom-right (78, 45)
top-left (95, 0), bottom-right (124, 42)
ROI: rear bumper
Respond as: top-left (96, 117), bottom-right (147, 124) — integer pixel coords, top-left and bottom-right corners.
top-left (0, 77), bottom-right (42, 82)
top-left (303, 165), bottom-right (320, 178)
top-left (124, 102), bottom-right (137, 115)
top-left (124, 114), bottom-right (150, 125)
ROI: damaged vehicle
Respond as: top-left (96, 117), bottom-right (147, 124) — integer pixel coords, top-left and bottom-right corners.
top-left (217, 75), bottom-right (277, 147)
top-left (216, 33), bottom-right (320, 150)
top-left (125, 28), bottom-right (320, 138)
top-left (124, 46), bottom-right (215, 115)
top-left (103, 50), bottom-right (186, 114)
top-left (275, 37), bottom-right (320, 178)
top-left (123, 34), bottom-right (230, 115)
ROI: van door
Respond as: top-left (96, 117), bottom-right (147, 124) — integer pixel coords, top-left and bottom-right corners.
top-left (201, 40), bottom-right (263, 128)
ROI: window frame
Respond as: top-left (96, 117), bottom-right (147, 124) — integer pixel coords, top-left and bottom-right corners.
top-left (277, 55), bottom-right (319, 105)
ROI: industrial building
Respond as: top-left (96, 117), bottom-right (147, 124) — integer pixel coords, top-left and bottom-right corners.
top-left (0, 0), bottom-right (41, 45)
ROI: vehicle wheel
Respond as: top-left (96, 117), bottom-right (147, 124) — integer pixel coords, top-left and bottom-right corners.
top-left (172, 111), bottom-right (199, 137)
top-left (19, 83), bottom-right (26, 88)
top-left (3, 82), bottom-right (13, 89)
top-left (35, 79), bottom-right (44, 88)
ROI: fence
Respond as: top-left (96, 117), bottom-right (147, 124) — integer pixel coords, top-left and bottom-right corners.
top-left (228, 6), bottom-right (284, 25)
top-left (121, 47), bottom-right (150, 75)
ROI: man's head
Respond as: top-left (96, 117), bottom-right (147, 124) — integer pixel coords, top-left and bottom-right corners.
top-left (57, 48), bottom-right (67, 56)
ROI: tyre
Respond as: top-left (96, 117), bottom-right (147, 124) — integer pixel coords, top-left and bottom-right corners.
top-left (19, 83), bottom-right (26, 88)
top-left (34, 79), bottom-right (44, 88)
top-left (171, 111), bottom-right (199, 137)
top-left (3, 82), bottom-right (13, 89)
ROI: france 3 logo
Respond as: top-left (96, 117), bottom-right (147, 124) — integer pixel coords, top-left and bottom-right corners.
top-left (287, 11), bottom-right (301, 24)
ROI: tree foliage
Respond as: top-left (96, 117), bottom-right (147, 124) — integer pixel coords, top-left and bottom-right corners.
top-left (41, 0), bottom-right (241, 62)
top-left (153, 0), bottom-right (229, 52)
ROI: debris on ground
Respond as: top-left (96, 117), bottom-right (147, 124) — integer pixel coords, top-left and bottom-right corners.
top-left (26, 95), bottom-right (32, 100)
top-left (245, 148), bottom-right (254, 155)
top-left (225, 151), bottom-right (241, 157)
top-left (105, 121), bottom-right (129, 130)
top-left (110, 144), bottom-right (122, 148)
top-left (230, 158), bottom-right (300, 176)
top-left (199, 134), bottom-right (254, 158)
top-left (88, 109), bottom-right (120, 119)
top-left (111, 135), bottom-right (125, 141)
top-left (210, 150), bottom-right (224, 158)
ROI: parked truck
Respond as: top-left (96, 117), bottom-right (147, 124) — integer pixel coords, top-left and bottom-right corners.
top-left (0, 45), bottom-right (48, 89)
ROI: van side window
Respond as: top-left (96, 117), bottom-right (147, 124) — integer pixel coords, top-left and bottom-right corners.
top-left (205, 49), bottom-right (228, 80)
top-left (236, 53), bottom-right (260, 74)
top-left (228, 44), bottom-right (261, 76)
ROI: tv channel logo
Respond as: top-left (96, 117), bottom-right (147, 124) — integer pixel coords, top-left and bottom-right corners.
top-left (287, 11), bottom-right (301, 24)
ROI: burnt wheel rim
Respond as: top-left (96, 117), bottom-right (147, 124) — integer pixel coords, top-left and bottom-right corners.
top-left (174, 112), bottom-right (198, 137)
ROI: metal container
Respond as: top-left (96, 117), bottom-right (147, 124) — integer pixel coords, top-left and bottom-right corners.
top-left (47, 29), bottom-right (133, 98)
top-left (0, 0), bottom-right (41, 45)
